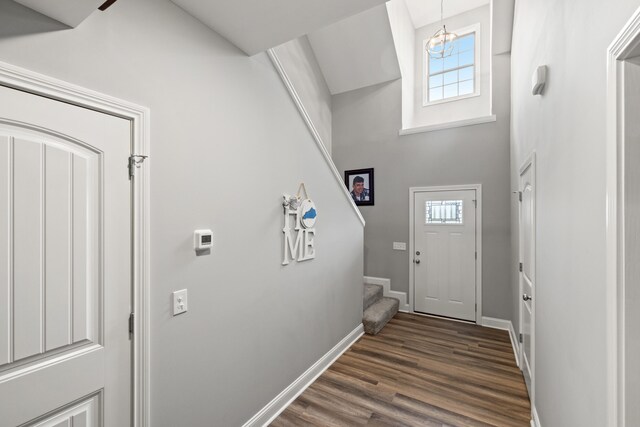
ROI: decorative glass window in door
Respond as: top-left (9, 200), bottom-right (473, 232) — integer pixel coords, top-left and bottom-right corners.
top-left (426, 200), bottom-right (463, 224)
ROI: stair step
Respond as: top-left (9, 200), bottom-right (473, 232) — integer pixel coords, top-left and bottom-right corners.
top-left (363, 297), bottom-right (399, 335)
top-left (363, 283), bottom-right (383, 311)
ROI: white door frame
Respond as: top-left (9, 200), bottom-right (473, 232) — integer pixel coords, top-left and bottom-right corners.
top-left (0, 61), bottom-right (151, 426)
top-left (518, 152), bottom-right (535, 408)
top-left (409, 184), bottom-right (483, 323)
top-left (606, 7), bottom-right (640, 426)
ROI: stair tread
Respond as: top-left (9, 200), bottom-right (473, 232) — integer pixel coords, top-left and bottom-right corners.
top-left (363, 297), bottom-right (399, 335)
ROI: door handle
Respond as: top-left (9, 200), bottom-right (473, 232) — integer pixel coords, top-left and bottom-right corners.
top-left (523, 294), bottom-right (532, 301)
top-left (414, 259), bottom-right (421, 264)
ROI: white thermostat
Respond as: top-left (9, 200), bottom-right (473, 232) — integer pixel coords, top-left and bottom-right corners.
top-left (194, 229), bottom-right (213, 250)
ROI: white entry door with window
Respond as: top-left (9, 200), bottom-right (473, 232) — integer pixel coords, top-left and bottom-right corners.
top-left (413, 189), bottom-right (477, 321)
top-left (0, 85), bottom-right (132, 426)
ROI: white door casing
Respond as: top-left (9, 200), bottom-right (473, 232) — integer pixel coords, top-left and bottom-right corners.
top-left (0, 85), bottom-right (131, 426)
top-left (607, 9), bottom-right (640, 426)
top-left (518, 153), bottom-right (535, 407)
top-left (411, 187), bottom-right (479, 322)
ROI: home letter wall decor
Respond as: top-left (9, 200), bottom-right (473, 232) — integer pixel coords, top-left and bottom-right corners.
top-left (282, 185), bottom-right (317, 265)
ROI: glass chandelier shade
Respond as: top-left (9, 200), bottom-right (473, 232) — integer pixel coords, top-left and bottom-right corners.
top-left (427, 25), bottom-right (458, 59)
top-left (426, 0), bottom-right (458, 59)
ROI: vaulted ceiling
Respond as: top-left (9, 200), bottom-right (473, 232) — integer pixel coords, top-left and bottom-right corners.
top-left (403, 0), bottom-right (490, 28)
top-left (169, 0), bottom-right (388, 56)
top-left (12, 0), bottom-right (104, 27)
top-left (307, 5), bottom-right (401, 95)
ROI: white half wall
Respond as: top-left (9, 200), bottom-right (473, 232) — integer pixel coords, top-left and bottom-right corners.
top-left (364, 276), bottom-right (409, 312)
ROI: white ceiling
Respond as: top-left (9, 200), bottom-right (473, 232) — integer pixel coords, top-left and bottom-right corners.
top-left (12, 0), bottom-right (102, 27)
top-left (170, 0), bottom-right (388, 56)
top-left (403, 0), bottom-right (490, 29)
top-left (307, 5), bottom-right (401, 95)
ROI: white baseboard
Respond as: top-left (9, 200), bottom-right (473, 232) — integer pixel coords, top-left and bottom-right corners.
top-left (481, 316), bottom-right (520, 368)
top-left (531, 405), bottom-right (541, 427)
top-left (364, 276), bottom-right (410, 312)
top-left (242, 323), bottom-right (364, 427)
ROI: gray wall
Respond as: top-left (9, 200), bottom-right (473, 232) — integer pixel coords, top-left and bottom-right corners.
top-left (510, 0), bottom-right (640, 425)
top-left (332, 51), bottom-right (512, 320)
top-left (0, 1), bottom-right (364, 426)
top-left (272, 36), bottom-right (333, 154)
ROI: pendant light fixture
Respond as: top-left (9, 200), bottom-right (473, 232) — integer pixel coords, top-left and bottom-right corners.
top-left (426, 0), bottom-right (458, 59)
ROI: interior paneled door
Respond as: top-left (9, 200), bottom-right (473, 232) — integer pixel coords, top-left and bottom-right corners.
top-left (519, 157), bottom-right (535, 402)
top-left (413, 189), bottom-right (477, 321)
top-left (0, 85), bottom-right (132, 426)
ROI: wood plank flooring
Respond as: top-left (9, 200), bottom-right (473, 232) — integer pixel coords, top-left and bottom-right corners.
top-left (271, 313), bottom-right (531, 427)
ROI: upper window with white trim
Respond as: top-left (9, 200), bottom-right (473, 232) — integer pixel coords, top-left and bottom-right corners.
top-left (425, 25), bottom-right (479, 105)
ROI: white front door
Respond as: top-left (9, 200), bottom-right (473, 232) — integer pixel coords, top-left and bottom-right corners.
top-left (413, 189), bottom-right (477, 321)
top-left (519, 156), bottom-right (535, 402)
top-left (0, 85), bottom-right (132, 426)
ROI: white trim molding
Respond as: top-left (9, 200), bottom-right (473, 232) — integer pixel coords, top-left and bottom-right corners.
top-left (242, 324), bottom-right (364, 427)
top-left (481, 317), bottom-right (519, 367)
top-left (267, 49), bottom-right (365, 227)
top-left (409, 184), bottom-right (483, 324)
top-left (364, 276), bottom-right (410, 312)
top-left (606, 7), bottom-right (640, 427)
top-left (0, 60), bottom-right (151, 427)
top-left (531, 405), bottom-right (541, 427)
top-left (399, 115), bottom-right (496, 136)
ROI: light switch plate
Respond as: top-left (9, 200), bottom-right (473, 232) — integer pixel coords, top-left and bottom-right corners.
top-left (393, 242), bottom-right (407, 251)
top-left (172, 289), bottom-right (188, 316)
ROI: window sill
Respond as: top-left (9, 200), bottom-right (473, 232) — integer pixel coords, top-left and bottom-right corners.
top-left (399, 115), bottom-right (496, 136)
top-left (423, 90), bottom-right (481, 107)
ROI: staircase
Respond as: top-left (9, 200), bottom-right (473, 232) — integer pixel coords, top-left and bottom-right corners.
top-left (363, 283), bottom-right (399, 335)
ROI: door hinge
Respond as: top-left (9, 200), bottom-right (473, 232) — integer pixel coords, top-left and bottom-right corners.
top-left (128, 154), bottom-right (148, 179)
top-left (475, 251), bottom-right (477, 260)
top-left (472, 199), bottom-right (477, 208)
top-left (475, 303), bottom-right (477, 312)
top-left (519, 333), bottom-right (523, 343)
top-left (519, 262), bottom-right (523, 272)
top-left (129, 312), bottom-right (134, 337)
top-left (518, 191), bottom-right (523, 202)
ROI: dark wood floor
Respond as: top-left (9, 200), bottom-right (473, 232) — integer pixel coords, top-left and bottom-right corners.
top-left (271, 313), bottom-right (531, 427)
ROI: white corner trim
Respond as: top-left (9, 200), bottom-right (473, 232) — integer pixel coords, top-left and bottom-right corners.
top-left (0, 60), bottom-right (151, 427)
top-left (242, 323), bottom-right (364, 427)
top-left (481, 317), bottom-right (519, 367)
top-left (606, 7), bottom-right (640, 427)
top-left (266, 49), bottom-right (365, 227)
top-left (364, 276), bottom-right (410, 312)
top-left (531, 405), bottom-right (541, 427)
top-left (399, 115), bottom-right (496, 136)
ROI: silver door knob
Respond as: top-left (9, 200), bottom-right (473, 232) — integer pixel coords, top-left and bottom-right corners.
top-left (414, 259), bottom-right (420, 264)
top-left (523, 294), bottom-right (532, 301)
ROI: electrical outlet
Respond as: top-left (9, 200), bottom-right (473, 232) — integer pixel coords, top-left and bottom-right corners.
top-left (393, 242), bottom-right (407, 251)
top-left (172, 289), bottom-right (188, 316)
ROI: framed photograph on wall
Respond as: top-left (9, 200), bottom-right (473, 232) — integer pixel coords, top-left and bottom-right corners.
top-left (344, 168), bottom-right (374, 206)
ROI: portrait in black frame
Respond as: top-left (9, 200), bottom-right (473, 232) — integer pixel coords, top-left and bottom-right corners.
top-left (344, 168), bottom-right (374, 206)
